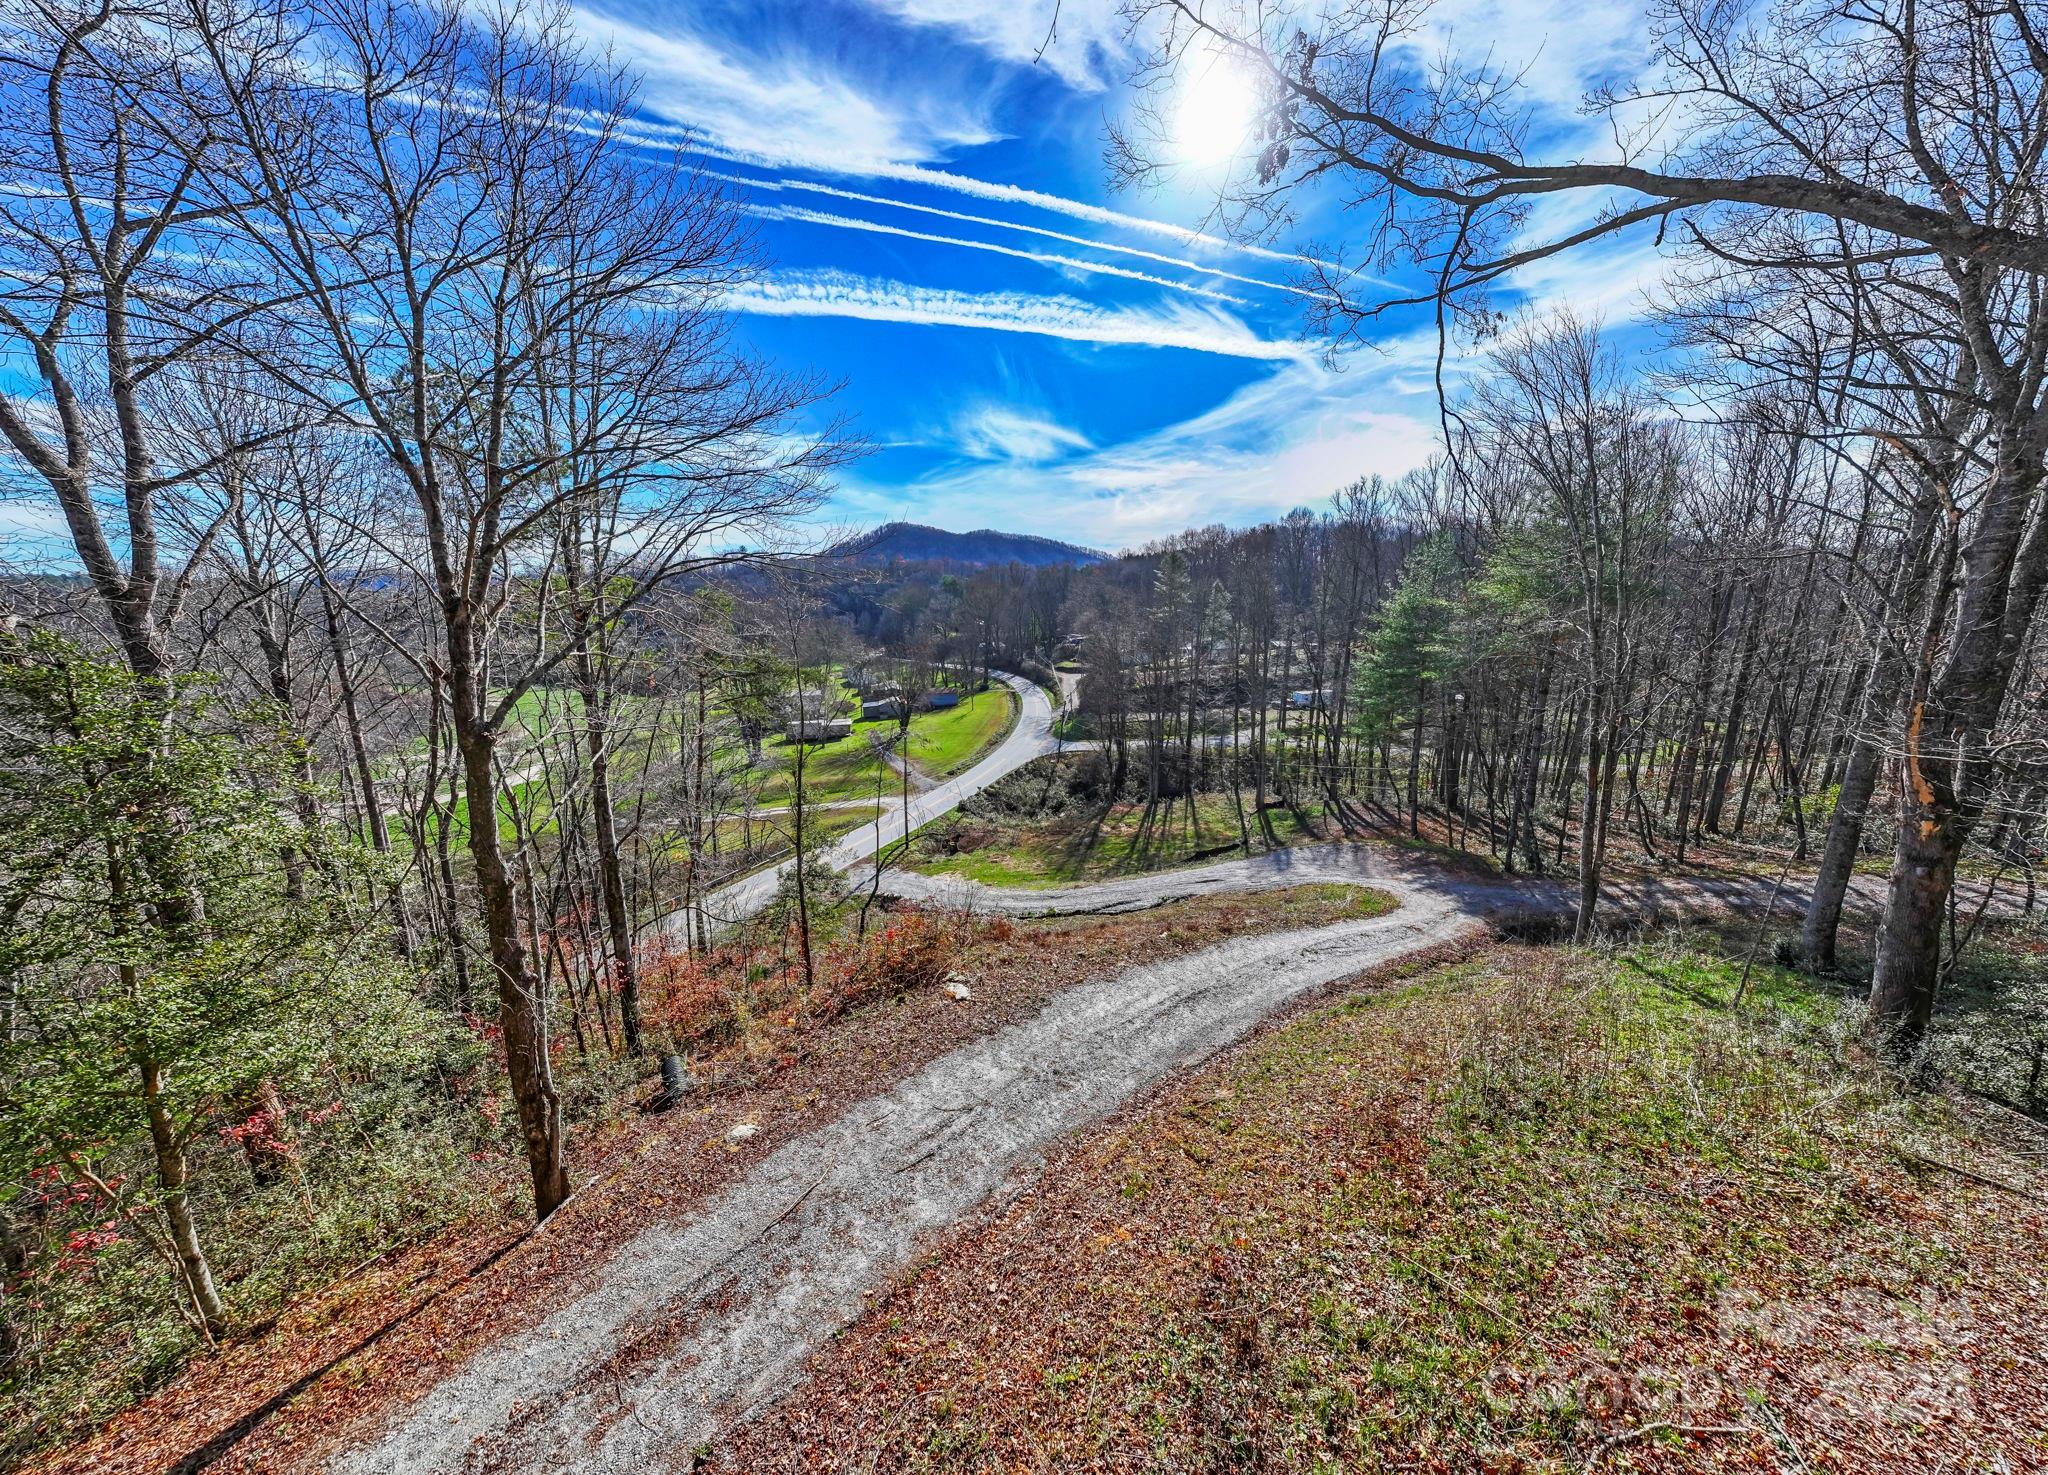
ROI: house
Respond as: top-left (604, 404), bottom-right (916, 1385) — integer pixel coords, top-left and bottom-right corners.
top-left (861, 697), bottom-right (906, 722)
top-left (781, 688), bottom-right (844, 721)
top-left (924, 689), bottom-right (961, 710)
top-left (785, 717), bottom-right (853, 743)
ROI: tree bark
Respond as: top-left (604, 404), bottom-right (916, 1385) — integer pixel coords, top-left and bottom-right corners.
top-left (450, 643), bottom-right (568, 1219)
top-left (142, 1061), bottom-right (229, 1340)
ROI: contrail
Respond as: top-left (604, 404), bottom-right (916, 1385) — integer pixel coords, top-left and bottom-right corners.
top-left (739, 201), bottom-right (1249, 304)
top-left (711, 170), bottom-right (1334, 302)
top-left (616, 117), bottom-right (1338, 272)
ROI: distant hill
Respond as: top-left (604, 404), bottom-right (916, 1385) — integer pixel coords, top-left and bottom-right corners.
top-left (829, 522), bottom-right (1109, 569)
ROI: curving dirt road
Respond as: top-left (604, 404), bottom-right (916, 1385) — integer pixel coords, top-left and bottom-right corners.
top-left (338, 731), bottom-right (1945, 1472)
top-left (336, 854), bottom-right (1539, 1474)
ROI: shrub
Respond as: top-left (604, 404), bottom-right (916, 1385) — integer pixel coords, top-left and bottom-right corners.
top-left (821, 912), bottom-right (962, 1017)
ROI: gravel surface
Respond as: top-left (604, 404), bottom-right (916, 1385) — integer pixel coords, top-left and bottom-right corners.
top-left (338, 719), bottom-right (1994, 1473)
top-left (336, 861), bottom-right (1530, 1474)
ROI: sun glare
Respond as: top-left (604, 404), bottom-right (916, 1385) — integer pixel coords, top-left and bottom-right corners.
top-left (1176, 56), bottom-right (1257, 165)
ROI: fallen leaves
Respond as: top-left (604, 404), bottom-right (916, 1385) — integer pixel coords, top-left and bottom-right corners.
top-left (711, 944), bottom-right (2048, 1474)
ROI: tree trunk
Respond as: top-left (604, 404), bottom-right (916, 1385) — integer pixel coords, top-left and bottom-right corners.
top-left (1870, 443), bottom-right (2048, 1045)
top-left (142, 1061), bottom-right (229, 1340)
top-left (452, 673), bottom-right (568, 1220)
top-left (581, 687), bottom-right (641, 1056)
top-left (1799, 732), bottom-right (1882, 972)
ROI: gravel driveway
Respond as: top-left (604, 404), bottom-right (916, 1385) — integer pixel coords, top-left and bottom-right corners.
top-left (337, 859), bottom-right (1529, 1474)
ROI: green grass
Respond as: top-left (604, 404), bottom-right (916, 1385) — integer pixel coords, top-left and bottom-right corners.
top-left (906, 789), bottom-right (1321, 888)
top-left (899, 687), bottom-right (1016, 777)
top-left (754, 730), bottom-right (896, 808)
top-left (691, 803), bottom-right (882, 862)
top-left (752, 686), bottom-right (1018, 807)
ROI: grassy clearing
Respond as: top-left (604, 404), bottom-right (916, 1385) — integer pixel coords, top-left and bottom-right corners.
top-left (722, 935), bottom-right (2048, 1472)
top-left (898, 687), bottom-right (1016, 777)
top-left (907, 788), bottom-right (1323, 888)
top-left (703, 803), bottom-right (880, 857)
top-left (752, 686), bottom-right (1018, 808)
top-left (753, 730), bottom-right (896, 809)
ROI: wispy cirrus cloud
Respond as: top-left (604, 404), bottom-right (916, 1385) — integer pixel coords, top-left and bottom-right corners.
top-left (721, 269), bottom-right (1306, 360)
top-left (1407, 0), bottom-right (1647, 111)
top-left (838, 344), bottom-right (1447, 549)
top-left (568, 6), bottom-right (996, 173)
top-left (624, 116), bottom-right (1326, 270)
top-left (951, 404), bottom-right (1094, 461)
top-left (851, 0), bottom-right (1128, 90)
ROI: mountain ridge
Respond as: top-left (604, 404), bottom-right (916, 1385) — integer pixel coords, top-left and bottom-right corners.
top-left (828, 521), bottom-right (1109, 569)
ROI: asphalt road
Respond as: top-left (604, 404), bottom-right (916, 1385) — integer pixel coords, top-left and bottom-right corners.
top-left (677, 671), bottom-right (1058, 934)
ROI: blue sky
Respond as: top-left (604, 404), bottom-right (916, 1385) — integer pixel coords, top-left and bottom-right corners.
top-left (1, 0), bottom-right (1675, 559)
top-left (591, 0), bottom-right (1672, 550)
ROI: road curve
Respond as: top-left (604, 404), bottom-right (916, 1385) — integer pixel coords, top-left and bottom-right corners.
top-left (335, 857), bottom-right (1531, 1474)
top-left (679, 671), bottom-right (1058, 934)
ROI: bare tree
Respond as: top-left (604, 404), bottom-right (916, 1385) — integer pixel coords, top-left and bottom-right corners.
top-left (1122, 0), bottom-right (2048, 1044)
top-left (166, 0), bottom-right (836, 1217)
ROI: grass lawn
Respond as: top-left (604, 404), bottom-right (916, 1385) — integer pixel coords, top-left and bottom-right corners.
top-left (752, 686), bottom-right (1018, 807)
top-left (694, 804), bottom-right (882, 862)
top-left (899, 687), bottom-right (1016, 778)
top-left (753, 730), bottom-right (896, 808)
top-left (906, 788), bottom-right (1323, 888)
top-left (721, 935), bottom-right (2048, 1471)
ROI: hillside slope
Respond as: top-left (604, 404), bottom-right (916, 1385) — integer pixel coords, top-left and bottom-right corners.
top-left (829, 521), bottom-right (1109, 568)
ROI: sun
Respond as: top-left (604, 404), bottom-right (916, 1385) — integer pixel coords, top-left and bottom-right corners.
top-left (1176, 55), bottom-right (1258, 165)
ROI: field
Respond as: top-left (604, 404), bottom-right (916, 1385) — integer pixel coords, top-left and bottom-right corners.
top-left (754, 685), bottom-right (1017, 807)
top-left (897, 687), bottom-right (1017, 776)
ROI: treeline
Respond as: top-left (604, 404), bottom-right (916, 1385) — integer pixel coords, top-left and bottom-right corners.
top-left (973, 315), bottom-right (2046, 1059)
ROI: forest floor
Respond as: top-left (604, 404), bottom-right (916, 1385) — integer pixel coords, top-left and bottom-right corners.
top-left (26, 827), bottom-right (2047, 1475)
top-left (23, 882), bottom-right (1411, 1475)
top-left (717, 937), bottom-right (2048, 1473)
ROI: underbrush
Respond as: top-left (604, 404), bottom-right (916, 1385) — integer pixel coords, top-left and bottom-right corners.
top-left (639, 904), bottom-right (978, 1076)
top-left (1, 880), bottom-right (985, 1468)
top-left (20, 882), bottom-right (1407, 1475)
top-left (721, 934), bottom-right (2048, 1472)
top-left (1804, 913), bottom-right (2048, 1117)
top-left (1926, 932), bottom-right (2048, 1115)
top-left (0, 1007), bottom-right (500, 1465)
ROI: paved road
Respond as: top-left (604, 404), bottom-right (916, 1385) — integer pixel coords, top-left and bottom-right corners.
top-left (678, 672), bottom-right (1057, 933)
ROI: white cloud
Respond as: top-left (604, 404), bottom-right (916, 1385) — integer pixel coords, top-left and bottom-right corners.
top-left (851, 349), bottom-right (1444, 548)
top-left (633, 124), bottom-right (1327, 269)
top-left (854, 159), bottom-right (1329, 269)
top-left (713, 169), bottom-right (1329, 300)
top-left (952, 404), bottom-right (1093, 461)
top-left (852, 0), bottom-right (1128, 90)
top-left (1404, 0), bottom-right (1647, 111)
top-left (721, 269), bottom-right (1306, 360)
top-left (570, 6), bottom-right (996, 173)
